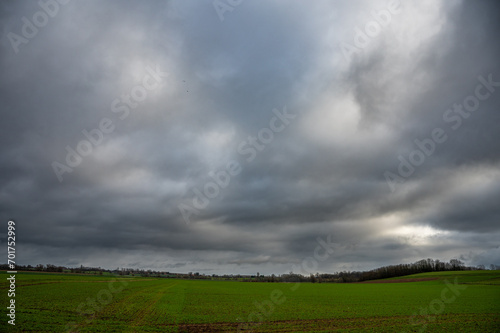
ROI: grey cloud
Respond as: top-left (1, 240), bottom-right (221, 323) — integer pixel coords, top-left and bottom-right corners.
top-left (1, 0), bottom-right (499, 274)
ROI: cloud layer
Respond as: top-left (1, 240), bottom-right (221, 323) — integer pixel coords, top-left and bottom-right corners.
top-left (1, 0), bottom-right (499, 274)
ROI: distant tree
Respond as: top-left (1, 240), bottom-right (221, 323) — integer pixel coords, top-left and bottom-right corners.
top-left (449, 259), bottom-right (464, 270)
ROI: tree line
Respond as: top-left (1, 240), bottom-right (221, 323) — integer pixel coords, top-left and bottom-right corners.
top-left (1, 258), bottom-right (498, 283)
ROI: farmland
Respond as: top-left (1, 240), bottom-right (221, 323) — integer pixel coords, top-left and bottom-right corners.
top-left (2, 270), bottom-right (500, 332)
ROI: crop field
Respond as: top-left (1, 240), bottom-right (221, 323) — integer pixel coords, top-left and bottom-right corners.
top-left (2, 270), bottom-right (500, 332)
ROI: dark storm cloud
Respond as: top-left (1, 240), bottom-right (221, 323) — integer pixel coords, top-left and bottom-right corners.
top-left (0, 0), bottom-right (499, 274)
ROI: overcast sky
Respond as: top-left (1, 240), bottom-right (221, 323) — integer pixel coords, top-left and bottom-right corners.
top-left (1, 0), bottom-right (499, 275)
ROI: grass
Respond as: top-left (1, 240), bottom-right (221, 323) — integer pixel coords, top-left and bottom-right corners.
top-left (1, 270), bottom-right (499, 332)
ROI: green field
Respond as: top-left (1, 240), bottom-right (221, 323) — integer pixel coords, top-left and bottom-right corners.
top-left (2, 270), bottom-right (499, 332)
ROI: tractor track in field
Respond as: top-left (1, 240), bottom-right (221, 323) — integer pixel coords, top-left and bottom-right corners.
top-left (129, 282), bottom-right (180, 329)
top-left (358, 277), bottom-right (438, 283)
top-left (68, 281), bottom-right (167, 332)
